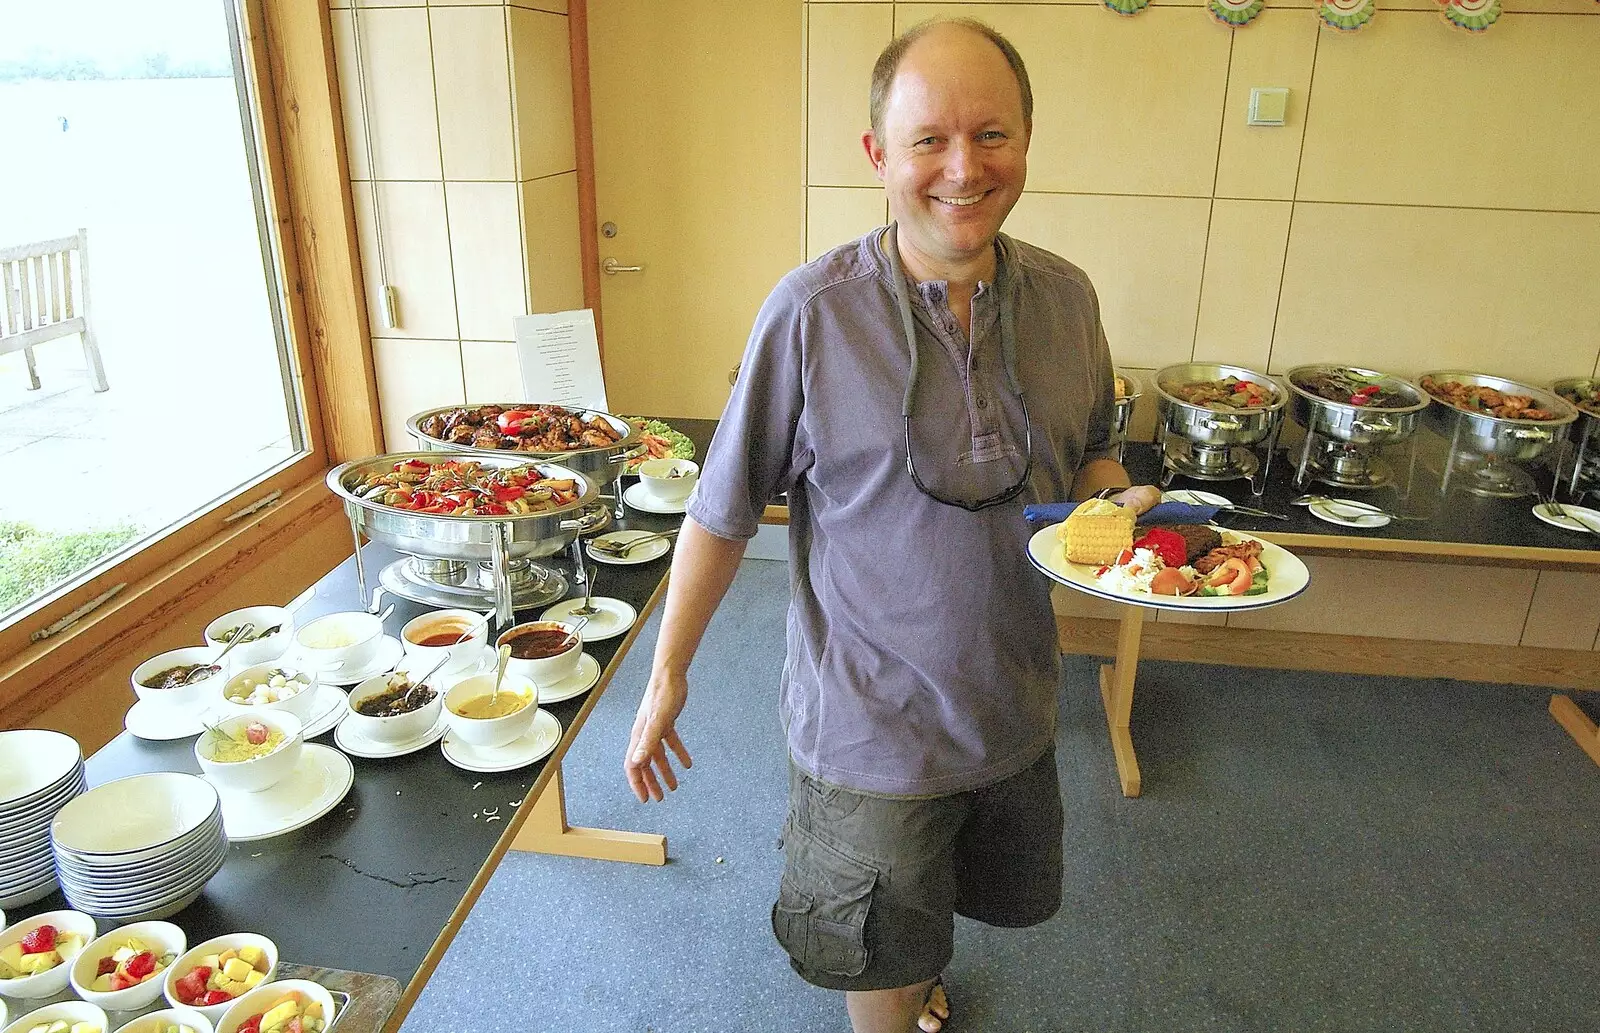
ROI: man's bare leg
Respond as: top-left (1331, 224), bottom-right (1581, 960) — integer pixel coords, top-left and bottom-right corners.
top-left (845, 977), bottom-right (945, 1033)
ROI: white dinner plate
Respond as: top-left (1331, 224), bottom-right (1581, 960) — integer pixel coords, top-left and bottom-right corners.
top-left (125, 699), bottom-right (211, 741)
top-left (1532, 502), bottom-right (1600, 535)
top-left (335, 711), bottom-right (449, 760)
top-left (585, 530), bottom-right (672, 566)
top-left (396, 644), bottom-right (497, 685)
top-left (540, 597), bottom-right (637, 641)
top-left (441, 708), bottom-right (562, 773)
top-left (622, 483), bottom-right (688, 515)
top-left (1026, 523), bottom-right (1310, 612)
top-left (1308, 498), bottom-right (1390, 529)
top-left (287, 635), bottom-right (405, 687)
top-left (215, 744), bottom-right (355, 842)
top-left (532, 652), bottom-right (601, 704)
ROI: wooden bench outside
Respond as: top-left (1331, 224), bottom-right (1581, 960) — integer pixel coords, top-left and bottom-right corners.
top-left (0, 229), bottom-right (108, 392)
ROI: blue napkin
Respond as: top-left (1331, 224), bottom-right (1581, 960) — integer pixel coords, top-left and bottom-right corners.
top-left (1023, 500), bottom-right (1221, 528)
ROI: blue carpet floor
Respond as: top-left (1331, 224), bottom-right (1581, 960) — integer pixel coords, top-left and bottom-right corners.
top-left (401, 559), bottom-right (1600, 1033)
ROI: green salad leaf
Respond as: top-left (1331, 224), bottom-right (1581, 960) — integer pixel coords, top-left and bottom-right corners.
top-left (622, 418), bottom-right (695, 470)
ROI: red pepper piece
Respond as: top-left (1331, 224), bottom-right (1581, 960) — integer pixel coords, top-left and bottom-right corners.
top-left (1131, 528), bottom-right (1188, 569)
top-left (497, 409), bottom-right (534, 434)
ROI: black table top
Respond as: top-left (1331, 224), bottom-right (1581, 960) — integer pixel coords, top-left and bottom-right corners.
top-left (8, 418), bottom-right (717, 1009)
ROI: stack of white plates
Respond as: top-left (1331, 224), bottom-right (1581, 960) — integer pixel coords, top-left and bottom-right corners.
top-left (0, 729), bottom-right (86, 908)
top-left (50, 772), bottom-right (227, 922)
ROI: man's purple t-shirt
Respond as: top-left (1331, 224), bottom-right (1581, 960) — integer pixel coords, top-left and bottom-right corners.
top-left (687, 227), bottom-right (1116, 797)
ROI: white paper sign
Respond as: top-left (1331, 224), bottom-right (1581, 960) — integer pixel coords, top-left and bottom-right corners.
top-left (513, 309), bottom-right (609, 411)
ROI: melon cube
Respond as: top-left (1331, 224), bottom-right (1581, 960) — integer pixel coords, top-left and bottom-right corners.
top-left (237, 945), bottom-right (265, 968)
top-left (223, 957), bottom-right (254, 982)
top-left (244, 969), bottom-right (267, 989)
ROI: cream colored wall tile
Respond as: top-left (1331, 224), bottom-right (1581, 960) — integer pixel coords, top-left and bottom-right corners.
top-left (1228, 556), bottom-right (1535, 644)
top-left (1193, 200), bottom-right (1291, 373)
top-left (1008, 193), bottom-right (1210, 370)
top-left (372, 338), bottom-right (466, 451)
top-left (329, 12), bottom-right (372, 181)
top-left (347, 8), bottom-right (441, 181)
top-left (807, 3), bottom-right (892, 188)
top-left (1299, 12), bottom-right (1600, 212)
top-left (1520, 571), bottom-right (1600, 651)
top-left (431, 7), bottom-right (517, 181)
top-left (462, 340), bottom-right (523, 403)
top-left (353, 181), bottom-right (460, 340)
top-left (1272, 203), bottom-right (1600, 383)
top-left (510, 0), bottom-right (568, 12)
top-left (1214, 15), bottom-right (1316, 200)
top-left (806, 187), bottom-right (885, 260)
top-left (446, 182), bottom-right (526, 342)
top-left (523, 173), bottom-right (585, 315)
top-left (896, 5), bottom-right (1229, 197)
top-left (510, 6), bottom-right (577, 181)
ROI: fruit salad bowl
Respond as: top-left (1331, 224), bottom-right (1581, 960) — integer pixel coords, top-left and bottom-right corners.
top-left (163, 933), bottom-right (278, 1025)
top-left (70, 920), bottom-right (187, 1011)
top-left (1, 1000), bottom-right (108, 1033)
top-left (215, 978), bottom-right (336, 1033)
top-left (111, 1008), bottom-right (215, 1033)
top-left (0, 909), bottom-right (98, 999)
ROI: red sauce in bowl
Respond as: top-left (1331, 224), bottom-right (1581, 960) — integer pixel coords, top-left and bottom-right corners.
top-left (502, 627), bottom-right (573, 660)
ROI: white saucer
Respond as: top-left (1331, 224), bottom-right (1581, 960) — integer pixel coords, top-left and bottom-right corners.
top-left (441, 708), bottom-right (562, 773)
top-left (540, 597), bottom-right (637, 641)
top-left (396, 644), bottom-right (497, 685)
top-left (335, 711), bottom-right (449, 759)
top-left (291, 635), bottom-right (405, 686)
top-left (298, 684), bottom-right (351, 739)
top-left (215, 743), bottom-right (355, 842)
top-left (1308, 498), bottom-right (1389, 528)
top-left (125, 699), bottom-right (209, 741)
top-left (1532, 502), bottom-right (1600, 535)
top-left (1161, 488), bottom-right (1232, 507)
top-left (623, 482), bottom-right (688, 515)
top-left (534, 652), bottom-right (602, 704)
top-left (586, 530), bottom-right (672, 565)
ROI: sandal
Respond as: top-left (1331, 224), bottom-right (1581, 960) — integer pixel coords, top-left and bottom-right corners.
top-left (918, 975), bottom-right (951, 1033)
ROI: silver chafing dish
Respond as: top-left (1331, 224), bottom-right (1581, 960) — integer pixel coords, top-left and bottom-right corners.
top-left (1285, 365), bottom-right (1430, 491)
top-left (1551, 377), bottom-right (1600, 498)
top-left (1419, 371), bottom-right (1578, 498)
top-left (406, 404), bottom-right (644, 517)
top-left (327, 451), bottom-right (606, 624)
top-left (1154, 362), bottom-right (1287, 494)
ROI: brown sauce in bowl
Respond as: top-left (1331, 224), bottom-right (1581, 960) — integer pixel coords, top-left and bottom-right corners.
top-left (503, 627), bottom-right (573, 660)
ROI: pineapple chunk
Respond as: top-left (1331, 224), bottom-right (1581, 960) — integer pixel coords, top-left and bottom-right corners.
top-left (244, 969), bottom-right (267, 989)
top-left (304, 1000), bottom-right (324, 1021)
top-left (237, 945), bottom-right (265, 967)
top-left (0, 941), bottom-right (25, 971)
top-left (223, 957), bottom-right (255, 983)
top-left (260, 997), bottom-right (301, 1030)
top-left (69, 1024), bottom-right (101, 1033)
top-left (57, 933), bottom-right (85, 958)
top-left (218, 948), bottom-right (238, 967)
top-left (19, 950), bottom-right (61, 974)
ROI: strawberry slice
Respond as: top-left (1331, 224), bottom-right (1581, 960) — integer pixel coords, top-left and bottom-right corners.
top-left (200, 988), bottom-right (236, 1006)
top-left (124, 951), bottom-right (157, 979)
top-left (19, 925), bottom-right (56, 954)
top-left (96, 956), bottom-right (119, 977)
top-left (238, 1017), bottom-right (263, 1033)
top-left (175, 969), bottom-right (208, 1004)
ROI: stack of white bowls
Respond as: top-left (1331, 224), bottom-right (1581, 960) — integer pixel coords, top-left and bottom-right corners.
top-left (50, 772), bottom-right (227, 922)
top-left (0, 729), bottom-right (86, 909)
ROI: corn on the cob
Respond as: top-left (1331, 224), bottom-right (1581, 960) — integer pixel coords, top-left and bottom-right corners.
top-left (1059, 499), bottom-right (1135, 564)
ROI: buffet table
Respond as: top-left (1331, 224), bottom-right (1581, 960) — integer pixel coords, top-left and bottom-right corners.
top-left (4, 419), bottom-right (715, 1033)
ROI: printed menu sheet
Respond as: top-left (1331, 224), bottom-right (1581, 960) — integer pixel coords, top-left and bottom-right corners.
top-left (514, 309), bottom-right (609, 411)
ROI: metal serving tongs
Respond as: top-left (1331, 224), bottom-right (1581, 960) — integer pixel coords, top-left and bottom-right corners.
top-left (1165, 489), bottom-right (1288, 521)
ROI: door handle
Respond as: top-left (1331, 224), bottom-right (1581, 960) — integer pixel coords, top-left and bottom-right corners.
top-left (602, 258), bottom-right (644, 274)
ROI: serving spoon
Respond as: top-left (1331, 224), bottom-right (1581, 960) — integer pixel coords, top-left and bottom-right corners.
top-left (489, 644), bottom-right (511, 705)
top-left (184, 622), bottom-right (253, 684)
top-left (1291, 495), bottom-right (1427, 522)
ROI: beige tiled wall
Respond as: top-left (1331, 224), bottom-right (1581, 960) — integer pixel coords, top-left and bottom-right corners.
top-left (331, 2), bottom-right (580, 450)
top-left (804, 3), bottom-right (1600, 392)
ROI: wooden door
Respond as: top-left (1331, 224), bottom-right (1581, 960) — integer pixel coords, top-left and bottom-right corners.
top-left (586, 0), bottom-right (804, 419)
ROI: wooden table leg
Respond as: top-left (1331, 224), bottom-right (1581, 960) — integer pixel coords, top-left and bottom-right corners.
top-left (1096, 604), bottom-right (1146, 798)
top-left (511, 763), bottom-right (667, 865)
top-left (1550, 694), bottom-right (1600, 769)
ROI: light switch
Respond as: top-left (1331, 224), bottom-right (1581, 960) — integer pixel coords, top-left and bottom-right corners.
top-left (1248, 87), bottom-right (1289, 127)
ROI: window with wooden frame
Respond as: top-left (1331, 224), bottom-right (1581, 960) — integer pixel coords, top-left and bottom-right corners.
top-left (0, 0), bottom-right (380, 726)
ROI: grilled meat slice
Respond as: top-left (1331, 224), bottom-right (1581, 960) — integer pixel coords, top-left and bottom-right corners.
top-left (1157, 524), bottom-right (1222, 565)
top-left (1193, 539), bottom-right (1263, 575)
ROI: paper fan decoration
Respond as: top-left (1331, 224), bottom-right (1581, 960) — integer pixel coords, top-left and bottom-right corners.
top-left (1103, 0), bottom-right (1153, 14)
top-left (1438, 0), bottom-right (1501, 31)
top-left (1210, 0), bottom-right (1266, 26)
top-left (1318, 0), bottom-right (1375, 30)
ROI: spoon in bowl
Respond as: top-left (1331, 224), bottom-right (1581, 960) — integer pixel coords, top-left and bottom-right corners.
top-left (450, 607), bottom-right (497, 646)
top-left (558, 616), bottom-right (590, 652)
top-left (490, 644), bottom-right (511, 705)
top-left (184, 622), bottom-right (253, 684)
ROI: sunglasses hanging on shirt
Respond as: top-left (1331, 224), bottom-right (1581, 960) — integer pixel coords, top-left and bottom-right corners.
top-left (886, 223), bottom-right (1035, 512)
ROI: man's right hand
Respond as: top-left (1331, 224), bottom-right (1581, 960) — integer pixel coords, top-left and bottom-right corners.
top-left (625, 668), bottom-right (694, 802)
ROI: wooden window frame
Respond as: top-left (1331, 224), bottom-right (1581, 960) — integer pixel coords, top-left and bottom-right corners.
top-left (0, 0), bottom-right (381, 723)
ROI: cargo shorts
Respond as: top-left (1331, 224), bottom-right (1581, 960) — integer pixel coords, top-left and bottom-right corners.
top-left (770, 745), bottom-right (1064, 992)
